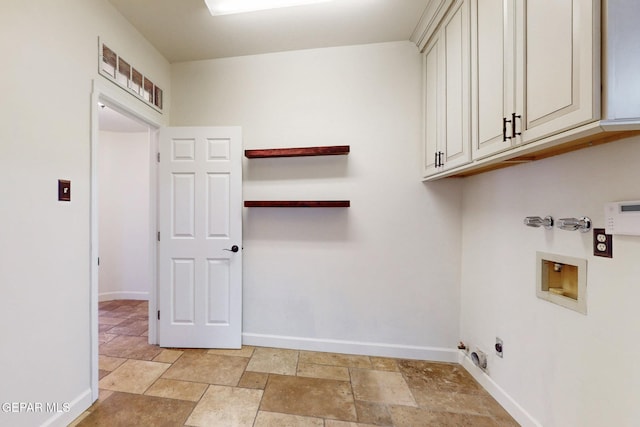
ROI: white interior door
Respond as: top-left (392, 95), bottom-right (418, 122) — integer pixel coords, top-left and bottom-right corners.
top-left (158, 127), bottom-right (242, 348)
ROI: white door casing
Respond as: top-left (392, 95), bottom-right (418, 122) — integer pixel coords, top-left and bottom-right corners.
top-left (158, 127), bottom-right (242, 348)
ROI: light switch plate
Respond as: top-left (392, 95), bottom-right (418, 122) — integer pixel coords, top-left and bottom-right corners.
top-left (593, 228), bottom-right (612, 258)
top-left (58, 180), bottom-right (71, 202)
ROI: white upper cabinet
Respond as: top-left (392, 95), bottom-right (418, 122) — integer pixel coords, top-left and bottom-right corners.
top-left (472, 0), bottom-right (598, 159)
top-left (423, 32), bottom-right (441, 177)
top-left (603, 0), bottom-right (640, 124)
top-left (422, 0), bottom-right (471, 178)
top-left (516, 0), bottom-right (599, 144)
top-left (414, 0), bottom-right (640, 179)
top-left (471, 0), bottom-right (516, 159)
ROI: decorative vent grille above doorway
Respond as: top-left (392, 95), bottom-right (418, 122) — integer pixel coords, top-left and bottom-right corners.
top-left (99, 39), bottom-right (163, 113)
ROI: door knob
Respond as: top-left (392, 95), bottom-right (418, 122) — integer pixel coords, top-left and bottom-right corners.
top-left (224, 245), bottom-right (239, 253)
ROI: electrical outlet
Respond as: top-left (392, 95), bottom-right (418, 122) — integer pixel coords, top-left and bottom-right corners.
top-left (495, 337), bottom-right (503, 358)
top-left (593, 228), bottom-right (613, 258)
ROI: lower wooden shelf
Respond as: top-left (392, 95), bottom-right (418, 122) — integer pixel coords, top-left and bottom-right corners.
top-left (244, 200), bottom-right (350, 208)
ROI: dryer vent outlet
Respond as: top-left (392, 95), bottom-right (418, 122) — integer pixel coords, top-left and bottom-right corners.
top-left (471, 349), bottom-right (487, 370)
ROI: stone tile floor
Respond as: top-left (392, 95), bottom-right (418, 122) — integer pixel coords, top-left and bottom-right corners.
top-left (70, 300), bottom-right (519, 426)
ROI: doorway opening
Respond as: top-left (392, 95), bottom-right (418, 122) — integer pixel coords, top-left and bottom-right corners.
top-left (90, 82), bottom-right (161, 401)
top-left (98, 104), bottom-right (152, 303)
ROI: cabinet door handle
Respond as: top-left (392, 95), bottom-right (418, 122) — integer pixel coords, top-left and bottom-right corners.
top-left (503, 117), bottom-right (512, 142)
top-left (434, 151), bottom-right (444, 167)
top-left (511, 113), bottom-right (522, 139)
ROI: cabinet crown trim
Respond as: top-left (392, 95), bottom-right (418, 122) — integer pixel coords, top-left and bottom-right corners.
top-left (411, 0), bottom-right (455, 51)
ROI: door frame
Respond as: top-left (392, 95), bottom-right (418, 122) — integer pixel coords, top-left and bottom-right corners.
top-left (89, 80), bottom-right (163, 401)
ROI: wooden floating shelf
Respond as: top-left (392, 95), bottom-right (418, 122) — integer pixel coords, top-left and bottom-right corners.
top-left (245, 145), bottom-right (350, 158)
top-left (244, 200), bottom-right (350, 208)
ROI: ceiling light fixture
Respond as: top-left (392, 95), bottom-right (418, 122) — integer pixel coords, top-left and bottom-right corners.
top-left (204, 0), bottom-right (334, 16)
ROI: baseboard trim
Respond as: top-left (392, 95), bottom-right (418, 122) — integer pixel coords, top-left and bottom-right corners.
top-left (458, 351), bottom-right (542, 427)
top-left (98, 291), bottom-right (149, 302)
top-left (41, 388), bottom-right (92, 427)
top-left (242, 333), bottom-right (459, 362)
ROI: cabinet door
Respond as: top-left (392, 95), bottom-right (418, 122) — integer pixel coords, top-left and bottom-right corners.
top-left (471, 0), bottom-right (516, 159)
top-left (422, 33), bottom-right (442, 178)
top-left (422, 0), bottom-right (471, 178)
top-left (517, 0), bottom-right (599, 144)
top-left (441, 0), bottom-right (472, 169)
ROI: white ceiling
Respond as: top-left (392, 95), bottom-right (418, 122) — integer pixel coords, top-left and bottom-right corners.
top-left (98, 105), bottom-right (150, 133)
top-left (108, 0), bottom-right (430, 62)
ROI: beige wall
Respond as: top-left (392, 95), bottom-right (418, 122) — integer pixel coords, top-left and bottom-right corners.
top-left (98, 130), bottom-right (151, 301)
top-left (0, 1), bottom-right (169, 425)
top-left (4, 1), bottom-right (637, 425)
top-left (171, 41), bottom-right (464, 359)
top-left (461, 136), bottom-right (640, 427)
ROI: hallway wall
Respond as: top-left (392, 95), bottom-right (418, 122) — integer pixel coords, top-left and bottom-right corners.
top-left (98, 130), bottom-right (151, 301)
top-left (0, 1), bottom-right (169, 426)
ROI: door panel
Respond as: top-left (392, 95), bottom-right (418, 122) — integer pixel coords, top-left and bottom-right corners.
top-left (172, 173), bottom-right (195, 238)
top-left (445, 3), bottom-right (464, 159)
top-left (422, 0), bottom-right (471, 177)
top-left (519, 0), bottom-right (598, 143)
top-left (172, 259), bottom-right (195, 323)
top-left (477, 0), bottom-right (504, 145)
top-left (207, 173), bottom-right (230, 238)
top-left (423, 35), bottom-right (441, 177)
top-left (207, 259), bottom-right (230, 324)
top-left (158, 127), bottom-right (242, 349)
top-left (472, 0), bottom-right (515, 159)
top-left (526, 0), bottom-right (573, 124)
top-left (442, 0), bottom-right (471, 169)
